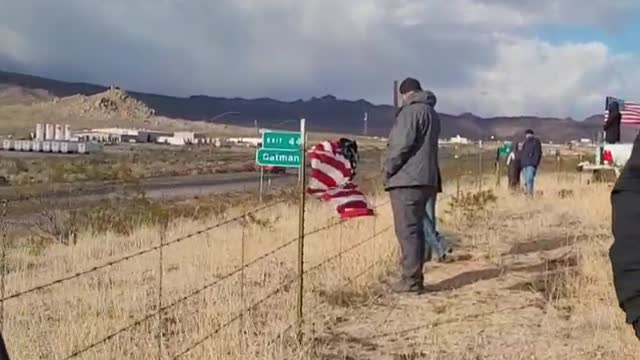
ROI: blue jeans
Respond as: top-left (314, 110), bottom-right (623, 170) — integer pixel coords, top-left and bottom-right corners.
top-left (523, 166), bottom-right (537, 195)
top-left (423, 194), bottom-right (450, 260)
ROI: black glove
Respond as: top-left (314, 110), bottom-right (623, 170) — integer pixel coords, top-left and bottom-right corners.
top-left (634, 320), bottom-right (640, 339)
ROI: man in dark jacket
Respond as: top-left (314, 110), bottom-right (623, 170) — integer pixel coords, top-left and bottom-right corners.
top-left (384, 77), bottom-right (441, 293)
top-left (610, 132), bottom-right (640, 339)
top-left (520, 129), bottom-right (542, 195)
top-left (604, 101), bottom-right (622, 144)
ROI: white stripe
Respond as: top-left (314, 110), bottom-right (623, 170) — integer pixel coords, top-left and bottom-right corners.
top-left (309, 148), bottom-right (351, 169)
top-left (311, 160), bottom-right (348, 186)
top-left (307, 177), bottom-right (329, 191)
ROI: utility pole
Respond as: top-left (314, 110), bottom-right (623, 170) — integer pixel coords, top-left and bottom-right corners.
top-left (363, 112), bottom-right (368, 136)
top-left (393, 80), bottom-right (399, 109)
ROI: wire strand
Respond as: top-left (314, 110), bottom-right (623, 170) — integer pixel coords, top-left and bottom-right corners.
top-left (2, 200), bottom-right (285, 302)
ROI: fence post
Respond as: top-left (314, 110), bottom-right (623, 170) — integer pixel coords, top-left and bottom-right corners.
top-left (556, 149), bottom-right (561, 183)
top-left (239, 225), bottom-right (246, 358)
top-left (1, 200), bottom-right (7, 334)
top-left (478, 141), bottom-right (484, 192)
top-left (157, 222), bottom-right (167, 360)
top-left (495, 148), bottom-right (501, 188)
top-left (296, 118), bottom-right (307, 344)
top-left (259, 167), bottom-right (264, 203)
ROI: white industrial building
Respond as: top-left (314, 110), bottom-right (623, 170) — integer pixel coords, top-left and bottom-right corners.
top-left (2, 123), bottom-right (103, 154)
top-left (226, 137), bottom-right (262, 147)
top-left (447, 135), bottom-right (471, 144)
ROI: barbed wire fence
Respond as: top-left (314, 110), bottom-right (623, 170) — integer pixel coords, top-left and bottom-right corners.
top-left (0, 193), bottom-right (393, 359)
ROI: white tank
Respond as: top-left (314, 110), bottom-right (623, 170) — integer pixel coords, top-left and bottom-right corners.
top-left (31, 141), bottom-right (42, 152)
top-left (36, 123), bottom-right (44, 141)
top-left (51, 141), bottom-right (61, 153)
top-left (45, 124), bottom-right (54, 140)
top-left (64, 125), bottom-right (71, 140)
top-left (54, 124), bottom-right (63, 140)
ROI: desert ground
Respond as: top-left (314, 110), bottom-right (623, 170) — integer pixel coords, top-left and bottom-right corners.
top-left (0, 164), bottom-right (636, 359)
top-left (0, 84), bottom-right (631, 359)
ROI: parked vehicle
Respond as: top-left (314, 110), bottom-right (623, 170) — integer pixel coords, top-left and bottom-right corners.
top-left (262, 165), bottom-right (286, 174)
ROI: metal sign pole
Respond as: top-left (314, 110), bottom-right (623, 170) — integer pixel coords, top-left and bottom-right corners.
top-left (296, 118), bottom-right (307, 344)
top-left (259, 166), bottom-right (264, 203)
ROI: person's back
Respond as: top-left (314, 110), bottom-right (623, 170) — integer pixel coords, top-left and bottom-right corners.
top-left (385, 91), bottom-right (440, 189)
top-left (520, 136), bottom-right (542, 169)
top-left (610, 132), bottom-right (640, 339)
top-left (507, 144), bottom-right (521, 190)
top-left (605, 101), bottom-right (622, 144)
top-left (519, 130), bottom-right (542, 195)
top-left (384, 77), bottom-right (441, 293)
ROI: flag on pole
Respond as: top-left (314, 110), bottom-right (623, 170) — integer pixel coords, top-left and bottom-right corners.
top-left (307, 140), bottom-right (374, 219)
top-left (605, 96), bottom-right (640, 124)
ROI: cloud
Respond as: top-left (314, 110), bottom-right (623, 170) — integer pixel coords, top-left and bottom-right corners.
top-left (0, 0), bottom-right (639, 118)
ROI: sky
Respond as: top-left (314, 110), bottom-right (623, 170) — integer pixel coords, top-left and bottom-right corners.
top-left (1, 0), bottom-right (640, 119)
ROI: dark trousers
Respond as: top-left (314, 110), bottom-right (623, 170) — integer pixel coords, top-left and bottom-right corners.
top-left (388, 186), bottom-right (434, 284)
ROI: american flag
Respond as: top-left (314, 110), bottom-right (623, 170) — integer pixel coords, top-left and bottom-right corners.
top-left (307, 140), bottom-right (374, 219)
top-left (604, 96), bottom-right (640, 124)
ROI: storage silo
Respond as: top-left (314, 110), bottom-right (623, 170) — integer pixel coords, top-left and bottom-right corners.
top-left (45, 124), bottom-right (54, 140)
top-left (54, 124), bottom-right (63, 140)
top-left (31, 141), bottom-right (42, 152)
top-left (64, 125), bottom-right (71, 140)
top-left (36, 124), bottom-right (44, 141)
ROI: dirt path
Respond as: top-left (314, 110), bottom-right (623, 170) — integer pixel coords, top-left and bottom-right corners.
top-left (317, 249), bottom-right (587, 359)
top-left (311, 184), bottom-right (635, 360)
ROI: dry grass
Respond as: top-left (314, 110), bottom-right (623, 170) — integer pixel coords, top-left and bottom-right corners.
top-left (2, 173), bottom-right (638, 359)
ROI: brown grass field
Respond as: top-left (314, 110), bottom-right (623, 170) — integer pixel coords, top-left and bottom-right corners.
top-left (1, 169), bottom-right (637, 359)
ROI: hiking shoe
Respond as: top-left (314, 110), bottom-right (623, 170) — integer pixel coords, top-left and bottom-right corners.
top-left (388, 280), bottom-right (424, 294)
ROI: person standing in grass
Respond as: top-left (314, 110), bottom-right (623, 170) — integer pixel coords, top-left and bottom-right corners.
top-left (384, 77), bottom-right (441, 293)
top-left (610, 132), bottom-right (640, 340)
top-left (604, 100), bottom-right (622, 144)
top-left (519, 129), bottom-right (542, 195)
top-left (506, 142), bottom-right (522, 192)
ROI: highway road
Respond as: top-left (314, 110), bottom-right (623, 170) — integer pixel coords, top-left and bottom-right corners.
top-left (2, 171), bottom-right (297, 205)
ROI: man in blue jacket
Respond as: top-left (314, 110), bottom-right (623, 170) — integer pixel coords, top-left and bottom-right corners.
top-left (520, 129), bottom-right (542, 195)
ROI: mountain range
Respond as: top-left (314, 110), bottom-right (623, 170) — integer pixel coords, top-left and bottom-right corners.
top-left (0, 70), bottom-right (612, 142)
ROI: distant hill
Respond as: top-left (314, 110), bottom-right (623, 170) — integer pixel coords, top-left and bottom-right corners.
top-left (0, 70), bottom-right (614, 142)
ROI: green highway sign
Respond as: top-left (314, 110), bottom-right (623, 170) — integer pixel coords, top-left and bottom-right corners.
top-left (262, 131), bottom-right (301, 151)
top-left (256, 148), bottom-right (302, 167)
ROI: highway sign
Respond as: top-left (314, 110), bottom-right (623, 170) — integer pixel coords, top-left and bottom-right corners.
top-left (262, 131), bottom-right (301, 151)
top-left (256, 148), bottom-right (302, 167)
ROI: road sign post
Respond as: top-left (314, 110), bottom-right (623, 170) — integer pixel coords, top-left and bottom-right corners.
top-left (254, 120), bottom-right (307, 343)
top-left (296, 118), bottom-right (306, 344)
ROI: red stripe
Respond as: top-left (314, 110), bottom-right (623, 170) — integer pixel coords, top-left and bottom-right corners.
top-left (310, 168), bottom-right (338, 188)
top-left (309, 152), bottom-right (351, 178)
top-left (336, 200), bottom-right (370, 214)
top-left (340, 208), bottom-right (374, 219)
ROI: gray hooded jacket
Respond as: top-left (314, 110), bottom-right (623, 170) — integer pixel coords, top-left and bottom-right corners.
top-left (383, 90), bottom-right (441, 190)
